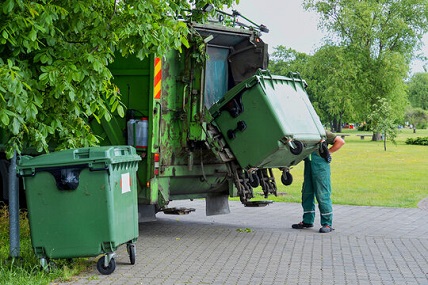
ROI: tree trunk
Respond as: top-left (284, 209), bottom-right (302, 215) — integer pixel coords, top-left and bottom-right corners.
top-left (372, 133), bottom-right (382, 141)
top-left (383, 135), bottom-right (387, 151)
top-left (332, 118), bottom-right (340, 132)
top-left (338, 113), bottom-right (343, 133)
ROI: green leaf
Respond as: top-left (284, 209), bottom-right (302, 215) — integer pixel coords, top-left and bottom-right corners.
top-left (93, 60), bottom-right (103, 72)
top-left (87, 54), bottom-right (94, 63)
top-left (7, 59), bottom-right (13, 68)
top-left (48, 71), bottom-right (56, 82)
top-left (29, 29), bottom-right (37, 41)
top-left (39, 72), bottom-right (48, 83)
top-left (92, 113), bottom-right (101, 124)
top-left (117, 105), bottom-right (125, 117)
top-left (68, 90), bottom-right (75, 101)
top-left (0, 112), bottom-right (9, 125)
top-left (2, 30), bottom-right (8, 40)
top-left (180, 36), bottom-right (190, 49)
top-left (12, 117), bottom-right (20, 135)
top-left (103, 112), bottom-right (111, 122)
top-left (111, 100), bottom-right (118, 112)
top-left (33, 94), bottom-right (43, 106)
top-left (41, 54), bottom-right (49, 64)
top-left (72, 71), bottom-right (83, 82)
top-left (26, 103), bottom-right (38, 119)
top-left (3, 0), bottom-right (14, 13)
top-left (28, 7), bottom-right (39, 18)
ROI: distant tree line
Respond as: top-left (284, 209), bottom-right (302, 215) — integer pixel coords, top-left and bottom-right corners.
top-left (269, 0), bottom-right (428, 140)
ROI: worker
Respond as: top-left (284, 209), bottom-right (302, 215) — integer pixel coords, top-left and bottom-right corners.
top-left (292, 130), bottom-right (345, 233)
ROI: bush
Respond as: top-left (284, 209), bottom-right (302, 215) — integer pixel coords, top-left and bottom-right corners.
top-left (416, 122), bottom-right (428, 129)
top-left (405, 137), bottom-right (428, 145)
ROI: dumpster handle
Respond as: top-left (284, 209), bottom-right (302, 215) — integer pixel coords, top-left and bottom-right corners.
top-left (182, 84), bottom-right (188, 112)
top-left (89, 165), bottom-right (109, 173)
top-left (18, 171), bottom-right (36, 177)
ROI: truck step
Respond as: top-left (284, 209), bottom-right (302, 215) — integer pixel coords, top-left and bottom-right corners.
top-left (162, 207), bottom-right (196, 215)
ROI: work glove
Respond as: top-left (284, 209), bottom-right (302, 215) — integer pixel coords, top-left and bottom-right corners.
top-left (319, 141), bottom-right (332, 163)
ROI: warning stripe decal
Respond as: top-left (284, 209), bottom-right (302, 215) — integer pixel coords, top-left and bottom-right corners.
top-left (154, 57), bottom-right (162, 99)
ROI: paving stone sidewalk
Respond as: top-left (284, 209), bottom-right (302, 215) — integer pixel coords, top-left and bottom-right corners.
top-left (53, 200), bottom-right (428, 285)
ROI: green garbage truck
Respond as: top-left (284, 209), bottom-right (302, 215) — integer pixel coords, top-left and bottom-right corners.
top-left (1, 11), bottom-right (326, 219)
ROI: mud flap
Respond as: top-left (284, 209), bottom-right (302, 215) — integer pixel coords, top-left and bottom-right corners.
top-left (206, 194), bottom-right (230, 216)
top-left (138, 204), bottom-right (157, 223)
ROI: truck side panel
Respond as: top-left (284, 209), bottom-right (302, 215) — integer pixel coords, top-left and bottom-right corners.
top-left (97, 55), bottom-right (157, 205)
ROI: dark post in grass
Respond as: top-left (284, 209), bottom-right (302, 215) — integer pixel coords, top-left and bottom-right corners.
top-left (8, 151), bottom-right (20, 258)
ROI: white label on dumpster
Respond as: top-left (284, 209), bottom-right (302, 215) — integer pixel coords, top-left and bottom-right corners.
top-left (121, 173), bottom-right (131, 193)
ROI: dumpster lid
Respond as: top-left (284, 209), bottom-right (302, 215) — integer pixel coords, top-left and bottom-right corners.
top-left (17, 146), bottom-right (141, 169)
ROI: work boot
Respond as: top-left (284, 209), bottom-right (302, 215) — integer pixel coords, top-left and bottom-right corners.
top-left (319, 225), bottom-right (334, 233)
top-left (292, 222), bottom-right (313, 229)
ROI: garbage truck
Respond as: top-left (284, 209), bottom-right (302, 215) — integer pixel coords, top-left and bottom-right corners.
top-left (1, 10), bottom-right (326, 219)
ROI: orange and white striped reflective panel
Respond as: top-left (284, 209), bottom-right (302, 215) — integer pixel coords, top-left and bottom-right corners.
top-left (154, 57), bottom-right (162, 100)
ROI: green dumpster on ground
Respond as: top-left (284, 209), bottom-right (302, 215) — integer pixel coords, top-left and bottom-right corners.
top-left (17, 146), bottom-right (141, 275)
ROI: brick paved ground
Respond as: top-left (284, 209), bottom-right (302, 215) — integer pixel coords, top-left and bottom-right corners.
top-left (53, 200), bottom-right (428, 285)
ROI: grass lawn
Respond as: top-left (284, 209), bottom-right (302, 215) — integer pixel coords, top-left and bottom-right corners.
top-left (250, 128), bottom-right (428, 208)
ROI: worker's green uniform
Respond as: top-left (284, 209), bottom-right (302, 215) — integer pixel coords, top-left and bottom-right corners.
top-left (301, 131), bottom-right (336, 226)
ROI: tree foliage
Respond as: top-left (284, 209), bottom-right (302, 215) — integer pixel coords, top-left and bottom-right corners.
top-left (304, 0), bottom-right (428, 57)
top-left (304, 45), bottom-right (358, 131)
top-left (405, 107), bottom-right (428, 130)
top-left (303, 0), bottom-right (428, 135)
top-left (407, 72), bottom-right (428, 110)
top-left (367, 97), bottom-right (398, 151)
top-left (269, 46), bottom-right (310, 75)
top-left (0, 0), bottom-right (235, 158)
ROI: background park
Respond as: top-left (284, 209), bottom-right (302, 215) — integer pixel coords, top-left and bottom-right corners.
top-left (1, 0), bottom-right (428, 284)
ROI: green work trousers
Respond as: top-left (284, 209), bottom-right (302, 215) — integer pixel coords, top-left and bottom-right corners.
top-left (301, 152), bottom-right (333, 226)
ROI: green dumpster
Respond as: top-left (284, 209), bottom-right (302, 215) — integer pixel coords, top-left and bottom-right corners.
top-left (17, 146), bottom-right (141, 275)
top-left (209, 70), bottom-right (326, 169)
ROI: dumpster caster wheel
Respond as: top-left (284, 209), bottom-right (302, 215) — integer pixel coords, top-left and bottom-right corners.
top-left (40, 258), bottom-right (49, 272)
top-left (281, 171), bottom-right (293, 186)
top-left (127, 243), bottom-right (136, 265)
top-left (40, 258), bottom-right (57, 272)
top-left (290, 140), bottom-right (303, 155)
top-left (97, 256), bottom-right (116, 275)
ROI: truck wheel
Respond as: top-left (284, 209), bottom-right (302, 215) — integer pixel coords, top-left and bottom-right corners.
top-left (97, 256), bottom-right (116, 275)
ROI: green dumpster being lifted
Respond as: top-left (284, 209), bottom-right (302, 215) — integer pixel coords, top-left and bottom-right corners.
top-left (17, 146), bottom-right (141, 275)
top-left (209, 70), bottom-right (326, 170)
